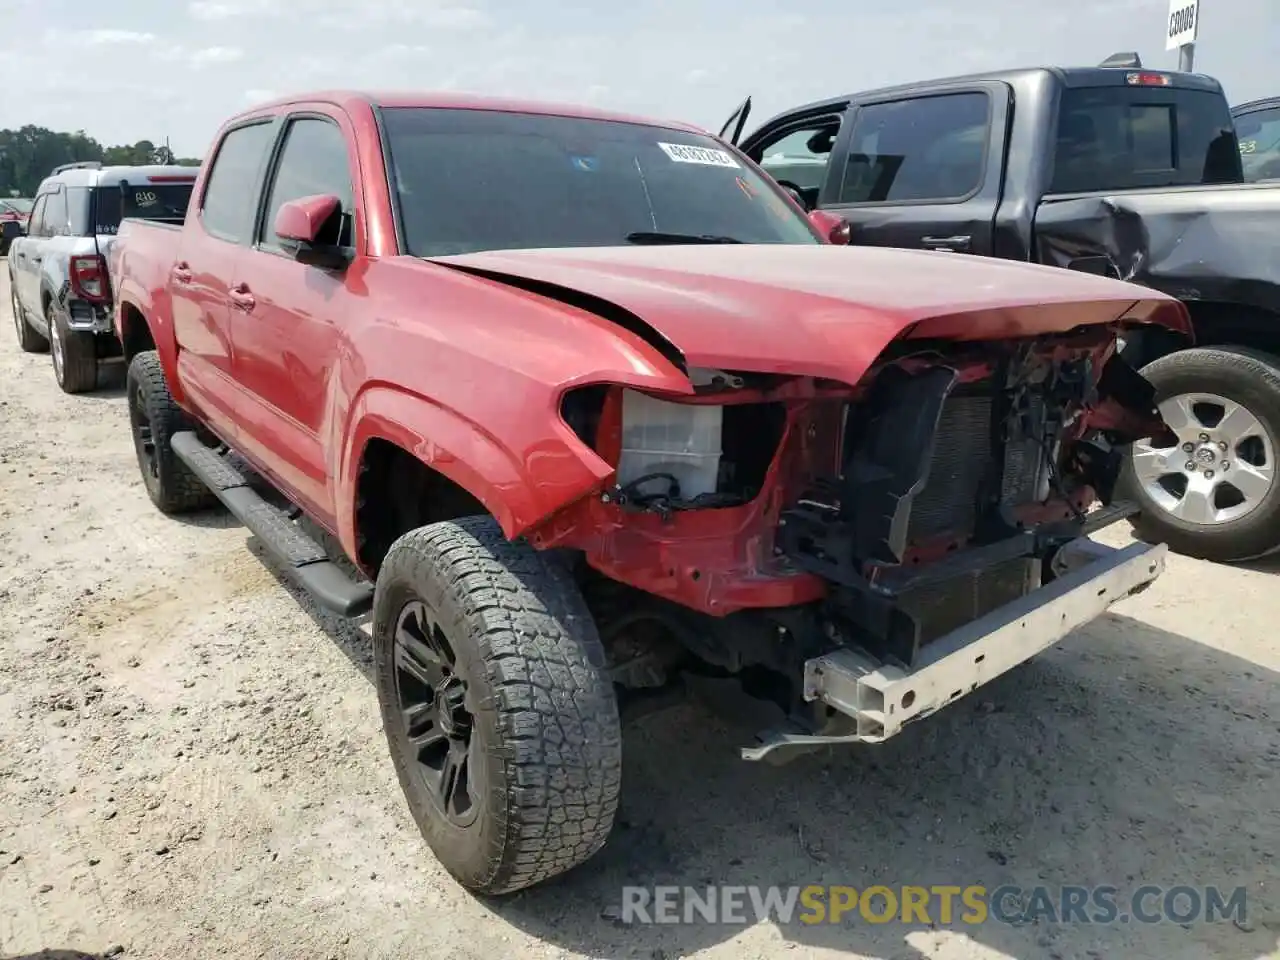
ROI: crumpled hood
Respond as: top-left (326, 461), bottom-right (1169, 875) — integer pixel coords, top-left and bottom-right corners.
top-left (431, 244), bottom-right (1187, 384)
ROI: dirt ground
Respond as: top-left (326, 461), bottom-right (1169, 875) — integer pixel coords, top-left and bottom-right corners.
top-left (0, 269), bottom-right (1276, 960)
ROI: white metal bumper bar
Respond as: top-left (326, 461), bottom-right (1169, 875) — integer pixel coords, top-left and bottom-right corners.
top-left (741, 539), bottom-right (1166, 759)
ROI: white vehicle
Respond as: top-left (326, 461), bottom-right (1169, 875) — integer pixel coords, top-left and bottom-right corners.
top-left (8, 161), bottom-right (198, 393)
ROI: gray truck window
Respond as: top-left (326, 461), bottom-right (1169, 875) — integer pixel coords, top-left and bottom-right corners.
top-left (756, 124), bottom-right (839, 193)
top-left (201, 121), bottom-right (275, 243)
top-left (1050, 86), bottom-right (1240, 193)
top-left (839, 93), bottom-right (989, 204)
top-left (260, 117), bottom-right (353, 250)
top-left (1237, 106), bottom-right (1280, 182)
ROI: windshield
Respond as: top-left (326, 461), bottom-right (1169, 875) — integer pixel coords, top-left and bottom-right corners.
top-left (91, 182), bottom-right (194, 234)
top-left (380, 107), bottom-right (819, 257)
top-left (1050, 85), bottom-right (1241, 193)
top-left (2, 199), bottom-right (32, 214)
top-left (1236, 106), bottom-right (1280, 181)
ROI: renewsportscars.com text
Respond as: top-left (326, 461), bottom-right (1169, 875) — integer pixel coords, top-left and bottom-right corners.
top-left (618, 884), bottom-right (1248, 926)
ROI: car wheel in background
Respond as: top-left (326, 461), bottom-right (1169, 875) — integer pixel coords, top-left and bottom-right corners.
top-left (1119, 345), bottom-right (1280, 562)
top-left (49, 305), bottom-right (98, 394)
top-left (11, 280), bottom-right (48, 353)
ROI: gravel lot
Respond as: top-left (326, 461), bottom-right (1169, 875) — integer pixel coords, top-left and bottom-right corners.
top-left (0, 267), bottom-right (1276, 960)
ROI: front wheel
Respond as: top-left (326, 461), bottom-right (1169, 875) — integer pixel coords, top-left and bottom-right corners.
top-left (1119, 345), bottom-right (1280, 562)
top-left (10, 281), bottom-right (48, 353)
top-left (372, 516), bottom-right (622, 895)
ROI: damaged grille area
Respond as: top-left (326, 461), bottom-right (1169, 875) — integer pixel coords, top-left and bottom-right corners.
top-left (776, 357), bottom-right (1073, 667)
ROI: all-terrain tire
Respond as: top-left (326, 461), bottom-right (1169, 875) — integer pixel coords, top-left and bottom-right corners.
top-left (50, 305), bottom-right (98, 394)
top-left (126, 350), bottom-right (216, 515)
top-left (10, 279), bottom-right (48, 353)
top-left (1119, 345), bottom-right (1280, 562)
top-left (372, 516), bottom-right (622, 895)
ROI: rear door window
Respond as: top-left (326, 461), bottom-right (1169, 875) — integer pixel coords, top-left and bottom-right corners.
top-left (839, 92), bottom-right (990, 203)
top-left (200, 121), bottom-right (276, 243)
top-left (1050, 85), bottom-right (1241, 193)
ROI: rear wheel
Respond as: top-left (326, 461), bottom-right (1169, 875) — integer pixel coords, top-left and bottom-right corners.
top-left (126, 351), bottom-right (215, 514)
top-left (1119, 345), bottom-right (1280, 561)
top-left (372, 516), bottom-right (622, 894)
top-left (49, 305), bottom-right (99, 394)
top-left (10, 281), bottom-right (48, 353)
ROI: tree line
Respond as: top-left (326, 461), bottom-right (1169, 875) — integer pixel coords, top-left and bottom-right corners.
top-left (0, 126), bottom-right (202, 197)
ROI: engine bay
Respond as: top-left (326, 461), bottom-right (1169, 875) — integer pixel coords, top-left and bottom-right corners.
top-left (541, 326), bottom-right (1166, 730)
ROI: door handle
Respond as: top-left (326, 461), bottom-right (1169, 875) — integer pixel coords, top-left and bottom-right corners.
top-left (172, 261), bottom-right (193, 283)
top-left (30, 256), bottom-right (42, 264)
top-left (922, 235), bottom-right (972, 250)
top-left (229, 283), bottom-right (256, 312)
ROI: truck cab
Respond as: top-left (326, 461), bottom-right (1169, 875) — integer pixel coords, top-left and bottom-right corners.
top-left (7, 161), bottom-right (197, 393)
top-left (727, 65), bottom-right (1241, 258)
top-left (727, 61), bottom-right (1280, 564)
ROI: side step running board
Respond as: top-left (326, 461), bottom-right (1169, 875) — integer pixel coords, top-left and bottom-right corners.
top-left (170, 431), bottom-right (374, 618)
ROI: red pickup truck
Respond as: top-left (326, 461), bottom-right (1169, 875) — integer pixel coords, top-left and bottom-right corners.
top-left (110, 90), bottom-right (1185, 895)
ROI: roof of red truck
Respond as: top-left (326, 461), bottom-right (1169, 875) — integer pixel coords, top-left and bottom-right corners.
top-left (234, 90), bottom-right (704, 134)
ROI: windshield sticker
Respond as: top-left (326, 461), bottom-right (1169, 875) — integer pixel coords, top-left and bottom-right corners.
top-left (657, 142), bottom-right (740, 168)
top-left (134, 190), bottom-right (158, 208)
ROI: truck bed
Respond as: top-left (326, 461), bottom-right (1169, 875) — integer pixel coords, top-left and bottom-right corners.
top-left (1034, 181), bottom-right (1280, 315)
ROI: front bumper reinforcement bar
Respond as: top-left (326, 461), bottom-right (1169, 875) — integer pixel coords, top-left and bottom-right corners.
top-left (741, 539), bottom-right (1166, 761)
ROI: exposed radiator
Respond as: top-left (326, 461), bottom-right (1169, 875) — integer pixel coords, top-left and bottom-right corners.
top-left (907, 393), bottom-right (992, 542)
top-left (906, 388), bottom-right (1048, 544)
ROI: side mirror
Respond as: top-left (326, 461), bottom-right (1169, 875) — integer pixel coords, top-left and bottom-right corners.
top-left (1, 220), bottom-right (22, 242)
top-left (808, 209), bottom-right (851, 245)
top-left (275, 193), bottom-right (340, 244)
top-left (273, 194), bottom-right (350, 269)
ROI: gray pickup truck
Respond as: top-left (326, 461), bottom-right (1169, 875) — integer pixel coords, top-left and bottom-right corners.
top-left (8, 161), bottom-right (198, 394)
top-left (722, 56), bottom-right (1280, 563)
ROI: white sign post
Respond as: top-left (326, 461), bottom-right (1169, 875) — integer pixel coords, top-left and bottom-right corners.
top-left (1166, 0), bottom-right (1199, 71)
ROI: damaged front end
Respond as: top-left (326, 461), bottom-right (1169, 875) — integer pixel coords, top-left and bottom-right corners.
top-left (534, 324), bottom-right (1171, 762)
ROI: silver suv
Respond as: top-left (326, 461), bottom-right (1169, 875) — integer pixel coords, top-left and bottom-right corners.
top-left (8, 161), bottom-right (198, 393)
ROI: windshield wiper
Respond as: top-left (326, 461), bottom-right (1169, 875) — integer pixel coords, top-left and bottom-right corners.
top-left (624, 231), bottom-right (743, 245)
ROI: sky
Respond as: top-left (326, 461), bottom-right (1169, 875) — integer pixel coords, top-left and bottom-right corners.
top-left (1, 0), bottom-right (1274, 156)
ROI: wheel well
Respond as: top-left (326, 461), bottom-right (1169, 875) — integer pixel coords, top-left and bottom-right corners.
top-left (1127, 301), bottom-right (1280, 369)
top-left (354, 438), bottom-right (488, 574)
top-left (1186, 301), bottom-right (1280, 354)
top-left (119, 303), bottom-right (156, 363)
